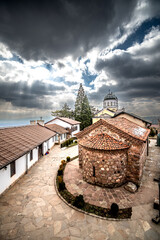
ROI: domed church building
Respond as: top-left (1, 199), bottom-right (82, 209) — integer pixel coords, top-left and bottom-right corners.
top-left (92, 90), bottom-right (120, 124)
top-left (103, 90), bottom-right (118, 112)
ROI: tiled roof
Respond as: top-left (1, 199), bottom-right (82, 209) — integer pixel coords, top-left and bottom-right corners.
top-left (45, 124), bottom-right (68, 134)
top-left (113, 111), bottom-right (152, 125)
top-left (0, 125), bottom-right (56, 169)
top-left (76, 118), bottom-right (150, 142)
top-left (79, 133), bottom-right (129, 150)
top-left (46, 117), bottom-right (80, 125)
top-left (106, 118), bottom-right (150, 141)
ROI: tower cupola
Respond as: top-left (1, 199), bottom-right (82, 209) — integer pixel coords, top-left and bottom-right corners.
top-left (103, 90), bottom-right (118, 111)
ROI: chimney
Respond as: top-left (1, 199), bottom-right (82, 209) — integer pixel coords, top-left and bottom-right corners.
top-left (30, 120), bottom-right (36, 125)
top-left (37, 120), bottom-right (44, 126)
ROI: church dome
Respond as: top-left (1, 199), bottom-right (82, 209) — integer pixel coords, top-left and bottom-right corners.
top-left (103, 90), bottom-right (118, 111)
top-left (104, 91), bottom-right (117, 101)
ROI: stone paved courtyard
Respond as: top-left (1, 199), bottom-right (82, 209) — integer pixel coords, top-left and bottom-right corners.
top-left (64, 140), bottom-right (159, 209)
top-left (0, 140), bottom-right (160, 240)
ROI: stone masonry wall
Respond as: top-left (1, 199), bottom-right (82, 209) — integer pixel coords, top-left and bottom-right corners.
top-left (78, 124), bottom-right (147, 187)
top-left (80, 145), bottom-right (128, 188)
top-left (127, 142), bottom-right (147, 186)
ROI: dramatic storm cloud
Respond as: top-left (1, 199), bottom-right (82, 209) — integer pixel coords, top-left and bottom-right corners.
top-left (0, 0), bottom-right (160, 122)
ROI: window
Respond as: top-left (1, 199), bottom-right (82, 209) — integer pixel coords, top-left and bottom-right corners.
top-left (10, 161), bottom-right (16, 177)
top-left (60, 134), bottom-right (63, 140)
top-left (55, 135), bottom-right (58, 141)
top-left (93, 166), bottom-right (96, 177)
top-left (30, 150), bottom-right (33, 161)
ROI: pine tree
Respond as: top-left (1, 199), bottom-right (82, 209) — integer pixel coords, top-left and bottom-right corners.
top-left (51, 103), bottom-right (74, 118)
top-left (75, 83), bottom-right (85, 119)
top-left (75, 83), bottom-right (92, 130)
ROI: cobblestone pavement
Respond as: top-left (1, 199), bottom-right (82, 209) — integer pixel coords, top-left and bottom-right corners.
top-left (0, 141), bottom-right (160, 240)
top-left (64, 140), bottom-right (159, 209)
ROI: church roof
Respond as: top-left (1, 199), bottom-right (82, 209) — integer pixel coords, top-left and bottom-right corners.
top-left (104, 91), bottom-right (117, 101)
top-left (76, 118), bottom-right (150, 142)
top-left (79, 133), bottom-right (129, 150)
top-left (113, 111), bottom-right (152, 125)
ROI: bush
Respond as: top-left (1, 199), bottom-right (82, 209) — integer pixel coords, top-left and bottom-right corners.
top-left (58, 169), bottom-right (63, 176)
top-left (110, 203), bottom-right (119, 217)
top-left (73, 195), bottom-right (85, 209)
top-left (57, 176), bottom-right (63, 183)
top-left (66, 156), bottom-right (71, 162)
top-left (59, 182), bottom-right (66, 191)
top-left (149, 128), bottom-right (155, 137)
top-left (61, 160), bottom-right (66, 165)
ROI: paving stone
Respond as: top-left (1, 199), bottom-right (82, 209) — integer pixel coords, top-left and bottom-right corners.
top-left (69, 227), bottom-right (81, 237)
top-left (54, 221), bottom-right (62, 235)
top-left (0, 141), bottom-right (159, 239)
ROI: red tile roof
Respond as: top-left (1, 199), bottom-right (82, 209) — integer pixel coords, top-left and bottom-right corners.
top-left (0, 125), bottom-right (56, 169)
top-left (76, 118), bottom-right (150, 142)
top-left (79, 133), bottom-right (129, 150)
top-left (106, 118), bottom-right (150, 141)
top-left (45, 124), bottom-right (68, 134)
top-left (46, 117), bottom-right (80, 125)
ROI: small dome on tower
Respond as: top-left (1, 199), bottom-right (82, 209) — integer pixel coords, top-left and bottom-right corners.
top-left (103, 90), bottom-right (118, 111)
top-left (104, 90), bottom-right (117, 101)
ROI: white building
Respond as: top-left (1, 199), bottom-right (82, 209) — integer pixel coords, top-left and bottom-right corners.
top-left (45, 117), bottom-right (80, 137)
top-left (0, 124), bottom-right (56, 195)
top-left (45, 123), bottom-right (68, 143)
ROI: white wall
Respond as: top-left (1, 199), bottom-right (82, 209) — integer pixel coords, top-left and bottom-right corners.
top-left (27, 148), bottom-right (38, 169)
top-left (46, 119), bottom-right (80, 137)
top-left (0, 146), bottom-right (42, 195)
top-left (71, 124), bottom-right (80, 137)
top-left (0, 136), bottom-right (56, 195)
top-left (42, 137), bottom-right (55, 154)
top-left (47, 118), bottom-right (71, 128)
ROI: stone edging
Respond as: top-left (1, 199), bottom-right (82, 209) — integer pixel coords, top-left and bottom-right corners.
top-left (54, 158), bottom-right (131, 221)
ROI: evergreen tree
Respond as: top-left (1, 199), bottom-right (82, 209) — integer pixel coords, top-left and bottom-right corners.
top-left (75, 83), bottom-right (85, 119)
top-left (51, 103), bottom-right (74, 118)
top-left (75, 83), bottom-right (92, 130)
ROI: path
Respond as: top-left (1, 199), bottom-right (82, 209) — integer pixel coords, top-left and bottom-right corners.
top-left (0, 142), bottom-right (160, 240)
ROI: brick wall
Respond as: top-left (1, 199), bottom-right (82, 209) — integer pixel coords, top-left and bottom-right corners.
top-left (79, 145), bottom-right (128, 188)
top-left (78, 123), bottom-right (147, 188)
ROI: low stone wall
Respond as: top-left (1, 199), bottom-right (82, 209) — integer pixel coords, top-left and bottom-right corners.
top-left (80, 145), bottom-right (128, 188)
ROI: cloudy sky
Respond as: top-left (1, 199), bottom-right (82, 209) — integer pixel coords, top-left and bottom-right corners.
top-left (0, 0), bottom-right (160, 123)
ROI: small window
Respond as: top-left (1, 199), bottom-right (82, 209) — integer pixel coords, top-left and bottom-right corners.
top-left (10, 161), bottom-right (16, 177)
top-left (30, 150), bottom-right (33, 161)
top-left (93, 166), bottom-right (96, 177)
top-left (60, 134), bottom-right (63, 140)
top-left (56, 135), bottom-right (58, 141)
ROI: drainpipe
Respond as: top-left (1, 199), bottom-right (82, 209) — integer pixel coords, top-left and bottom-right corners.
top-left (26, 153), bottom-right (28, 174)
